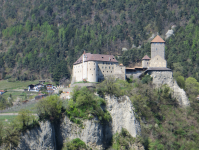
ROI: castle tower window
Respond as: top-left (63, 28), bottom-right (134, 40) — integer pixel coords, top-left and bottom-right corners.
top-left (112, 67), bottom-right (114, 69)
top-left (90, 68), bottom-right (91, 70)
top-left (109, 67), bottom-right (110, 69)
top-left (111, 71), bottom-right (112, 73)
top-left (94, 63), bottom-right (95, 65)
top-left (107, 71), bottom-right (108, 73)
top-left (94, 68), bottom-right (95, 70)
top-left (92, 74), bottom-right (93, 76)
top-left (103, 71), bottom-right (104, 72)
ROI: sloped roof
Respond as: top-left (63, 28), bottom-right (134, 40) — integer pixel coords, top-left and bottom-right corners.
top-left (142, 55), bottom-right (150, 60)
top-left (74, 53), bottom-right (118, 65)
top-left (147, 67), bottom-right (171, 71)
top-left (151, 35), bottom-right (165, 43)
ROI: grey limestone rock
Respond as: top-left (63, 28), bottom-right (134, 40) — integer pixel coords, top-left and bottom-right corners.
top-left (165, 29), bottom-right (174, 39)
top-left (17, 121), bottom-right (56, 150)
top-left (105, 95), bottom-right (141, 137)
top-left (58, 117), bottom-right (107, 150)
top-left (149, 71), bottom-right (190, 107)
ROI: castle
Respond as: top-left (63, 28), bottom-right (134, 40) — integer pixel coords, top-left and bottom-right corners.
top-left (72, 35), bottom-right (169, 83)
top-left (72, 53), bottom-right (125, 83)
top-left (142, 35), bottom-right (167, 68)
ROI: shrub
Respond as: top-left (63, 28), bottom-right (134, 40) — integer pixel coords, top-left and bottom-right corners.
top-left (97, 76), bottom-right (132, 97)
top-left (176, 75), bottom-right (185, 89)
top-left (141, 74), bottom-right (152, 84)
top-left (62, 138), bottom-right (88, 150)
top-left (111, 128), bottom-right (137, 150)
top-left (36, 95), bottom-right (63, 122)
top-left (16, 109), bottom-right (36, 130)
top-left (66, 87), bottom-right (111, 124)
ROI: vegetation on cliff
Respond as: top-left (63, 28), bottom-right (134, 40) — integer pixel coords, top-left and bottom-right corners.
top-left (62, 138), bottom-right (89, 150)
top-left (66, 87), bottom-right (111, 125)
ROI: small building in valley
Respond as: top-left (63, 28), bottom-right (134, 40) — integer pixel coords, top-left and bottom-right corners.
top-left (0, 90), bottom-right (5, 95)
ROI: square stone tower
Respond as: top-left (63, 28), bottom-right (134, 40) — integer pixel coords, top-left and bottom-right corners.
top-left (151, 35), bottom-right (165, 59)
top-left (142, 55), bottom-right (150, 68)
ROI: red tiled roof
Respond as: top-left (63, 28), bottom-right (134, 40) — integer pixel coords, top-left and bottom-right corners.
top-left (0, 90), bottom-right (4, 92)
top-left (151, 35), bottom-right (165, 43)
top-left (142, 55), bottom-right (150, 60)
top-left (74, 53), bottom-right (118, 65)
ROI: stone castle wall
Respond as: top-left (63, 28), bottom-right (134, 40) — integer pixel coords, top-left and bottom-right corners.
top-left (73, 61), bottom-right (125, 83)
top-left (150, 55), bottom-right (167, 67)
top-left (142, 60), bottom-right (150, 68)
top-left (147, 70), bottom-right (190, 107)
top-left (151, 43), bottom-right (165, 59)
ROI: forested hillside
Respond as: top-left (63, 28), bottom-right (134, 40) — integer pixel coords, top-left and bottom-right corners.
top-left (0, 0), bottom-right (199, 83)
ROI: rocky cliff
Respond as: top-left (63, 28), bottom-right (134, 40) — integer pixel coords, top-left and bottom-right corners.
top-left (105, 95), bottom-right (141, 137)
top-left (148, 70), bottom-right (190, 107)
top-left (17, 121), bottom-right (56, 150)
top-left (17, 95), bottom-right (141, 150)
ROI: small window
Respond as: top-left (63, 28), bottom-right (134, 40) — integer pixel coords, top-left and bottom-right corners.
top-left (156, 48), bottom-right (157, 50)
top-left (94, 68), bottom-right (95, 70)
top-left (90, 68), bottom-right (91, 70)
top-left (112, 67), bottom-right (114, 69)
top-left (111, 71), bottom-right (112, 73)
top-left (102, 67), bottom-right (103, 69)
top-left (103, 71), bottom-right (104, 72)
top-left (92, 74), bottom-right (93, 76)
top-left (121, 68), bottom-right (122, 69)
top-left (94, 63), bottom-right (95, 65)
top-left (102, 57), bottom-right (104, 58)
top-left (107, 71), bottom-right (108, 73)
top-left (147, 62), bottom-right (148, 64)
top-left (157, 58), bottom-right (158, 60)
top-left (109, 67), bottom-right (110, 69)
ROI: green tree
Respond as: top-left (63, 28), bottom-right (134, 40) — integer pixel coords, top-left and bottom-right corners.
top-left (36, 95), bottom-right (63, 121)
top-left (16, 109), bottom-right (35, 130)
top-left (176, 76), bottom-right (185, 89)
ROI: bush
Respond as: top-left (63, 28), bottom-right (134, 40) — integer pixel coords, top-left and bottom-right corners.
top-left (66, 87), bottom-right (111, 124)
top-left (97, 77), bottom-right (132, 97)
top-left (36, 95), bottom-right (63, 122)
top-left (176, 75), bottom-right (185, 89)
top-left (62, 138), bottom-right (88, 150)
top-left (141, 74), bottom-right (152, 84)
top-left (16, 109), bottom-right (36, 130)
top-left (111, 128), bottom-right (137, 150)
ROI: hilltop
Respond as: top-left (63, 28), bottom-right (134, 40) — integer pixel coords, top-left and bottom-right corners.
top-left (0, 0), bottom-right (199, 82)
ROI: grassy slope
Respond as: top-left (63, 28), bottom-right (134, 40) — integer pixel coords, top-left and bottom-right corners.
top-left (0, 80), bottom-right (40, 90)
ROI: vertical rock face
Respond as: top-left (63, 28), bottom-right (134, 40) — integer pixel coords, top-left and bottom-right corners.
top-left (105, 95), bottom-right (141, 137)
top-left (17, 121), bottom-right (56, 150)
top-left (148, 71), bottom-right (190, 106)
top-left (17, 95), bottom-right (141, 150)
top-left (57, 117), bottom-right (109, 150)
